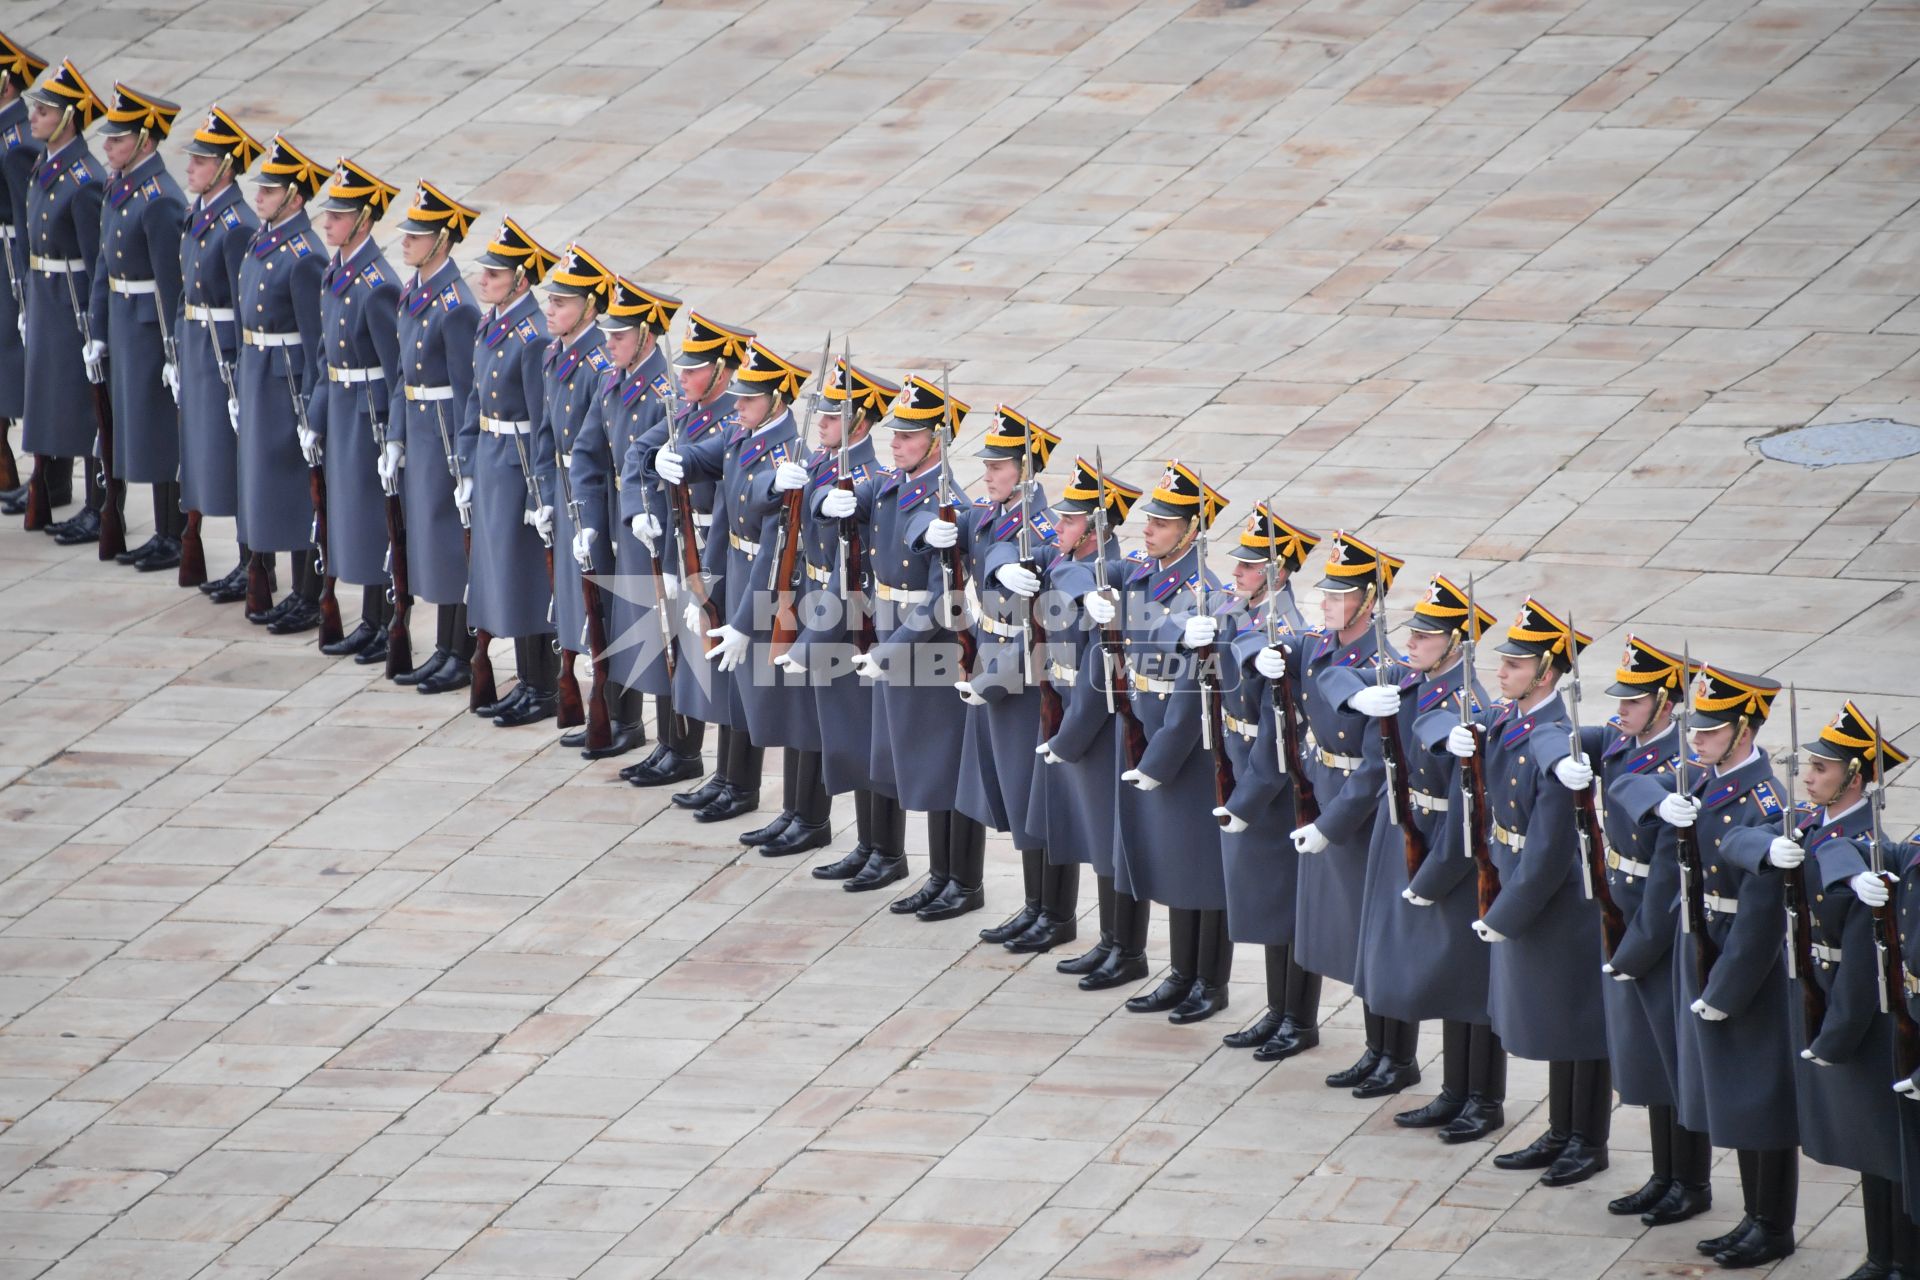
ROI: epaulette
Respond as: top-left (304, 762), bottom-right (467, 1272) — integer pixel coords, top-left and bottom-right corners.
top-left (141, 177), bottom-right (163, 201)
top-left (973, 494), bottom-right (992, 507)
top-left (652, 373), bottom-right (671, 397)
top-left (586, 346), bottom-right (614, 375)
top-left (1794, 800), bottom-right (1819, 816)
top-left (439, 283), bottom-right (461, 312)
top-left (852, 462), bottom-right (871, 482)
top-left (2, 123), bottom-right (21, 150)
top-left (514, 317), bottom-right (539, 343)
top-left (70, 157), bottom-right (94, 184)
top-left (362, 262), bottom-right (388, 289)
top-left (222, 205), bottom-right (243, 230)
top-left (1032, 511), bottom-right (1057, 543)
top-left (1753, 780), bottom-right (1782, 818)
top-left (289, 234), bottom-right (313, 259)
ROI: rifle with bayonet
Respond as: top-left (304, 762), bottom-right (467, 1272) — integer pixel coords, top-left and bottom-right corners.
top-left (1461, 576), bottom-right (1498, 916)
top-left (1675, 643), bottom-right (1719, 986)
top-left (1032, 441), bottom-right (1063, 742)
top-left (1780, 686), bottom-right (1825, 1045)
top-left (660, 330), bottom-right (721, 654)
top-left (1093, 448), bottom-right (1146, 769)
top-left (369, 384), bottom-right (413, 680)
top-left (282, 351), bottom-right (343, 646)
top-left (1567, 613), bottom-right (1625, 957)
top-left (769, 333), bottom-right (830, 662)
top-left (1374, 566), bottom-right (1425, 878)
top-left (1191, 468), bottom-right (1233, 827)
top-left (935, 368), bottom-right (976, 675)
top-left (1870, 723), bottom-right (1920, 1079)
top-left (65, 270), bottom-right (126, 560)
top-left (835, 339), bottom-right (875, 655)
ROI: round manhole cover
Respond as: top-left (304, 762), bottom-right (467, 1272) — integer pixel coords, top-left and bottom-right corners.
top-left (1756, 418), bottom-right (1920, 468)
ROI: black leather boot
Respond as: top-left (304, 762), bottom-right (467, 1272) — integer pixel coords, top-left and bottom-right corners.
top-left (116, 532), bottom-right (160, 565)
top-left (1398, 1021), bottom-right (1468, 1126)
top-left (1253, 1013), bottom-right (1322, 1062)
top-left (582, 719), bottom-right (645, 760)
top-left (1644, 1118), bottom-right (1713, 1225)
top-left (760, 819), bottom-right (831, 857)
top-left (1224, 1009), bottom-right (1284, 1050)
top-left (983, 847), bottom-right (1045, 943)
top-left (1643, 1181), bottom-right (1713, 1227)
top-left (1494, 1058), bottom-right (1570, 1169)
top-left (1169, 977), bottom-right (1228, 1025)
top-left (1542, 1059), bottom-right (1611, 1185)
top-left (418, 655), bottom-right (471, 695)
top-left (671, 774), bottom-right (727, 810)
top-left (1005, 909), bottom-right (1076, 954)
top-left (845, 848), bottom-right (907, 893)
top-left (1612, 1104), bottom-right (1674, 1215)
top-left (916, 877), bottom-right (984, 921)
top-left (1057, 934), bottom-right (1114, 976)
top-left (622, 741), bottom-right (671, 782)
top-left (52, 506), bottom-right (102, 544)
top-left (1125, 971), bottom-right (1193, 1013)
top-left (740, 811), bottom-right (795, 847)
top-left (1354, 1018), bottom-right (1420, 1097)
top-left (1712, 1149), bottom-right (1794, 1268)
top-left (1541, 1135), bottom-right (1610, 1187)
top-left (396, 649), bottom-right (448, 688)
top-left (267, 596), bottom-right (322, 635)
top-left (135, 535), bottom-right (182, 571)
top-left (1079, 946), bottom-right (1148, 991)
top-left (629, 751), bottom-right (703, 787)
top-left (321, 619), bottom-right (377, 657)
top-left (1326, 1048), bottom-right (1382, 1090)
top-left (696, 782), bottom-right (762, 823)
top-left (816, 843), bottom-right (875, 881)
top-left (496, 687), bottom-right (557, 727)
top-left (915, 812), bottom-right (982, 920)
top-left (1227, 946), bottom-right (1290, 1048)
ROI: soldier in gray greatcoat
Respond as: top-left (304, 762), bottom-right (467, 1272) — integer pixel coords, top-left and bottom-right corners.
top-left (635, 312), bottom-right (749, 800)
top-left (1629, 665), bottom-right (1798, 1267)
top-left (90, 83), bottom-right (186, 570)
top-left (20, 60), bottom-right (105, 536)
top-left (662, 337), bottom-right (815, 825)
top-left (1212, 506), bottom-right (1321, 1059)
top-left (537, 243), bottom-right (618, 734)
top-left (791, 360), bottom-right (898, 882)
top-left (1031, 459), bottom-right (1140, 969)
top-left (384, 181), bottom-right (480, 693)
top-left (1586, 638), bottom-right (1712, 1226)
top-left (455, 216), bottom-right (557, 724)
top-left (958, 409), bottom-right (1067, 951)
top-left (1759, 706), bottom-right (1909, 1280)
top-left (306, 158), bottom-right (401, 663)
top-left (1444, 598), bottom-right (1611, 1189)
top-left (172, 106), bottom-right (260, 601)
top-left (232, 134), bottom-right (327, 633)
top-left (1109, 463), bottom-right (1233, 1025)
top-left (817, 375), bottom-right (981, 912)
top-left (1346, 578), bottom-right (1506, 1138)
top-left (0, 37), bottom-right (47, 516)
top-left (1285, 533), bottom-right (1405, 1091)
top-left (569, 274), bottom-right (678, 757)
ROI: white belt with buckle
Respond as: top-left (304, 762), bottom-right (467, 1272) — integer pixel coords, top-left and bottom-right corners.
top-left (109, 276), bottom-right (156, 295)
top-left (405, 384), bottom-right (453, 402)
top-left (1410, 790), bottom-right (1448, 814)
top-left (1606, 848), bottom-right (1650, 879)
top-left (1132, 671), bottom-right (1176, 696)
top-left (479, 416), bottom-right (531, 435)
top-left (558, 454), bottom-right (574, 470)
top-left (0, 226), bottom-right (14, 240)
top-left (185, 304), bottom-right (234, 322)
top-left (980, 615), bottom-right (1023, 639)
top-left (1492, 822), bottom-right (1525, 851)
top-left (806, 564), bottom-right (832, 584)
top-left (328, 365), bottom-right (384, 384)
top-left (1703, 892), bottom-right (1738, 916)
top-left (1048, 661), bottom-right (1077, 684)
top-left (1223, 713), bottom-right (1258, 741)
top-left (729, 531), bottom-right (761, 556)
top-left (692, 512), bottom-right (712, 528)
top-left (1318, 747), bottom-right (1363, 772)
top-left (244, 329), bottom-right (301, 347)
top-left (1811, 942), bottom-right (1841, 965)
top-left (29, 255), bottom-right (84, 273)
top-left (875, 583), bottom-right (926, 603)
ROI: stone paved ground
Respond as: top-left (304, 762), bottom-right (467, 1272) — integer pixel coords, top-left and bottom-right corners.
top-left (4, 0), bottom-right (1920, 1276)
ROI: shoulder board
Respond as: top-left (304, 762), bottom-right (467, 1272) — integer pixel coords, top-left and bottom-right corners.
top-left (1794, 800), bottom-right (1819, 816)
top-left (2, 123), bottom-right (21, 150)
top-left (1301, 625), bottom-right (1329, 639)
top-left (72, 159), bottom-right (95, 183)
top-left (361, 262), bottom-right (388, 288)
top-left (586, 346), bottom-right (614, 374)
top-left (652, 373), bottom-right (672, 398)
top-left (772, 443), bottom-right (789, 465)
top-left (141, 177), bottom-right (163, 200)
top-left (972, 494), bottom-right (992, 507)
top-left (852, 462), bottom-right (871, 482)
top-left (221, 205), bottom-right (242, 230)
top-left (1032, 511), bottom-right (1057, 543)
top-left (440, 283), bottom-right (461, 311)
top-left (1125, 549), bottom-right (1150, 564)
top-left (514, 317), bottom-right (539, 343)
top-left (1753, 780), bottom-right (1782, 818)
top-left (289, 234), bottom-right (313, 258)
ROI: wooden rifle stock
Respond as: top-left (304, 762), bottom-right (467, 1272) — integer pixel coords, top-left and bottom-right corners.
top-left (580, 573), bottom-right (613, 752)
top-left (466, 528), bottom-right (498, 710)
top-left (1036, 602), bottom-right (1064, 740)
top-left (309, 464), bottom-right (343, 647)
top-left (1678, 825), bottom-right (1719, 987)
top-left (245, 551), bottom-right (273, 616)
top-left (178, 510), bottom-right (208, 587)
top-left (670, 480), bottom-right (720, 651)
top-left (1876, 893), bottom-right (1920, 1080)
top-left (23, 453), bottom-right (52, 529)
top-left (1105, 620), bottom-right (1147, 769)
top-left (768, 484), bottom-right (805, 660)
top-left (1380, 715), bottom-right (1428, 880)
top-left (1782, 860), bottom-right (1825, 1046)
top-left (546, 546), bottom-right (584, 729)
top-left (843, 478), bottom-right (875, 654)
top-left (1462, 739), bottom-right (1499, 917)
top-left (1276, 664), bottom-right (1318, 825)
top-left (0, 425), bottom-right (16, 489)
top-left (939, 499), bottom-right (977, 673)
top-left (1576, 789), bottom-right (1626, 958)
top-left (91, 382), bottom-right (127, 561)
top-left (1200, 644), bottom-right (1235, 827)
top-left (383, 492), bottom-right (413, 678)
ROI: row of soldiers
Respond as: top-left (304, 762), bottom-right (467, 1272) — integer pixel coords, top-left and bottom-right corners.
top-left (9, 44), bottom-right (1920, 1280)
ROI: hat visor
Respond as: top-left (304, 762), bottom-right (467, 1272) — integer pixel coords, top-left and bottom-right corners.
top-left (1687, 707), bottom-right (1744, 729)
top-left (1802, 738), bottom-right (1847, 760)
top-left (1604, 680), bottom-right (1651, 699)
top-left (316, 195), bottom-right (366, 214)
top-left (1055, 496), bottom-right (1096, 516)
top-left (179, 138), bottom-right (227, 159)
top-left (883, 416), bottom-right (934, 432)
top-left (1404, 615), bottom-right (1450, 633)
top-left (1226, 544), bottom-right (1268, 562)
top-left (975, 442), bottom-right (1021, 461)
top-left (727, 375), bottom-right (776, 398)
top-left (20, 86), bottom-right (67, 112)
top-left (1491, 637), bottom-right (1539, 658)
top-left (597, 314), bottom-right (639, 332)
top-left (472, 250), bottom-right (523, 272)
top-left (1137, 496), bottom-right (1197, 522)
top-left (1316, 576), bottom-right (1362, 593)
top-left (395, 216), bottom-right (450, 237)
top-left (95, 117), bottom-right (138, 137)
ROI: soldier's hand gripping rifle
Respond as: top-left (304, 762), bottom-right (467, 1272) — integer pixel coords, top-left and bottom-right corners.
top-left (1261, 500), bottom-right (1314, 821)
top-left (935, 367), bottom-right (976, 675)
top-left (1869, 723), bottom-right (1920, 1079)
top-left (1093, 448), bottom-right (1145, 769)
top-left (1567, 612), bottom-right (1625, 958)
top-left (64, 270), bottom-right (126, 560)
top-left (369, 385), bottom-right (412, 680)
top-left (1780, 687), bottom-right (1825, 1046)
top-left (283, 353), bottom-right (343, 646)
top-left (1033, 441), bottom-right (1063, 742)
top-left (769, 333), bottom-right (830, 662)
top-left (659, 331), bottom-right (721, 654)
top-left (837, 339), bottom-right (875, 656)
top-left (1374, 566), bottom-right (1425, 878)
top-left (1675, 644), bottom-right (1719, 986)
top-left (1192, 467), bottom-right (1234, 827)
top-left (1461, 576), bottom-right (1498, 916)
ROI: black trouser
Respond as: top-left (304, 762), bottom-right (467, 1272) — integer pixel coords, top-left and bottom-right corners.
top-left (716, 724), bottom-right (763, 791)
top-left (1734, 1147), bottom-right (1796, 1232)
top-left (359, 584), bottom-right (390, 632)
top-left (659, 697), bottom-right (704, 757)
top-left (153, 480), bottom-right (184, 538)
top-left (1109, 882), bottom-right (1152, 957)
top-left (32, 454), bottom-right (74, 507)
top-left (855, 788), bottom-right (906, 856)
top-left (1543, 1058), bottom-right (1612, 1145)
top-left (1365, 1007), bottom-right (1421, 1066)
top-left (436, 603), bottom-right (476, 661)
top-left (1167, 908), bottom-right (1232, 987)
top-left (83, 455), bottom-right (105, 512)
top-left (236, 540), bottom-right (265, 578)
top-left (783, 749), bottom-right (830, 824)
top-left (514, 636), bottom-right (558, 692)
top-left (927, 810), bottom-right (985, 889)
top-left (1646, 1103), bottom-right (1711, 1190)
top-left (1256, 944), bottom-right (1323, 1026)
top-left (1016, 849), bottom-right (1083, 920)
top-left (292, 549), bottom-right (321, 602)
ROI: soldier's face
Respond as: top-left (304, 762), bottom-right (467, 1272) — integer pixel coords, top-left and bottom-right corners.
top-left (251, 183), bottom-right (299, 223)
top-left (1142, 515), bottom-right (1191, 560)
top-left (734, 392), bottom-right (774, 431)
top-left (604, 326), bottom-right (642, 369)
top-left (542, 292), bottom-right (589, 340)
top-left (1495, 653), bottom-right (1537, 700)
top-left (890, 428), bottom-right (934, 474)
top-left (1321, 588), bottom-right (1361, 633)
top-left (101, 132), bottom-right (138, 171)
top-left (816, 407), bottom-right (847, 449)
top-left (1805, 755), bottom-right (1852, 806)
top-left (677, 361), bottom-right (720, 401)
top-left (26, 100), bottom-right (59, 141)
top-left (1231, 561), bottom-right (1266, 599)
top-left (184, 153), bottom-right (221, 196)
top-left (1689, 721), bottom-right (1740, 768)
top-left (1404, 628), bottom-right (1450, 672)
top-left (474, 267), bottom-right (516, 307)
top-left (1055, 512), bottom-right (1089, 553)
top-left (320, 208), bottom-right (359, 248)
top-left (1615, 695), bottom-right (1654, 737)
top-left (982, 459), bottom-right (1019, 504)
top-left (400, 231), bottom-right (434, 268)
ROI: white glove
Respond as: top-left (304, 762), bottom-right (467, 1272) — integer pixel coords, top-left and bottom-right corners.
top-left (454, 476), bottom-right (473, 523)
top-left (1083, 592), bottom-right (1115, 625)
top-left (298, 425), bottom-right (321, 465)
top-left (571, 525), bottom-right (598, 570)
top-left (1447, 724), bottom-right (1478, 759)
top-left (1213, 806), bottom-right (1249, 835)
top-left (161, 361), bottom-right (179, 400)
top-left (1291, 823), bottom-right (1329, 855)
top-left (1554, 755), bottom-right (1594, 791)
top-left (1690, 998), bottom-right (1727, 1022)
top-left (1402, 887), bottom-right (1434, 907)
top-left (1852, 871), bottom-right (1891, 908)
top-left (773, 651), bottom-right (804, 675)
top-left (1181, 615), bottom-right (1218, 650)
top-left (995, 563), bottom-right (1040, 598)
top-left (655, 449), bottom-right (685, 484)
top-left (955, 680), bottom-right (985, 706)
top-left (1121, 768), bottom-right (1160, 792)
top-left (1658, 793), bottom-right (1701, 828)
top-left (1801, 1049), bottom-right (1832, 1066)
top-left (377, 439), bottom-right (404, 487)
top-left (14, 312), bottom-right (22, 340)
top-left (657, 572), bottom-right (678, 602)
top-left (525, 504), bottom-right (554, 544)
top-left (82, 338), bottom-right (107, 381)
top-left (631, 511), bottom-right (661, 555)
top-left (1349, 685), bottom-right (1401, 718)
top-left (773, 460), bottom-right (808, 492)
top-left (850, 651), bottom-right (883, 681)
top-left (1603, 963), bottom-right (1633, 983)
top-left (227, 397), bottom-right (241, 432)
top-left (1472, 920), bottom-right (1506, 943)
top-left (820, 487), bottom-right (858, 519)
top-left (1254, 646), bottom-right (1288, 680)
top-left (925, 518), bottom-right (958, 549)
top-left (1895, 1077), bottom-right (1920, 1101)
top-left (1036, 740), bottom-right (1062, 766)
top-left (706, 624), bottom-right (749, 672)
top-left (1768, 835), bottom-right (1805, 870)
top-left (683, 601), bottom-right (703, 635)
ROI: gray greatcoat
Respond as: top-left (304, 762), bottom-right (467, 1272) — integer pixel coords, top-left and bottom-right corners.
top-left (0, 99), bottom-right (39, 417)
top-left (786, 435), bottom-right (881, 791)
top-left (1217, 587), bottom-right (1306, 948)
top-left (538, 327), bottom-right (612, 656)
top-left (233, 212), bottom-right (323, 553)
top-left (389, 258), bottom-right (477, 606)
top-left (89, 150), bottom-right (184, 484)
top-left (310, 236), bottom-right (399, 586)
top-left (454, 289), bottom-right (551, 638)
top-left (652, 395), bottom-right (736, 726)
top-left (23, 136), bottom-right (104, 459)
top-left (174, 184), bottom-right (254, 516)
top-left (1029, 539), bottom-right (1125, 870)
top-left (1110, 543), bottom-right (1227, 912)
top-left (581, 345), bottom-right (671, 693)
top-left (1349, 661), bottom-right (1492, 1025)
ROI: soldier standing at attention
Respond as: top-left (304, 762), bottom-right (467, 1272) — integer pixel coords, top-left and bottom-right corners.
top-left (1639, 665), bottom-right (1798, 1267)
top-left (20, 60), bottom-right (104, 537)
top-left (458, 217), bottom-right (557, 723)
top-left (234, 135), bottom-right (327, 633)
top-left (1589, 639), bottom-right (1713, 1225)
top-left (0, 36), bottom-right (48, 517)
top-left (1445, 599), bottom-right (1612, 1188)
top-left (385, 180), bottom-right (480, 692)
top-left (1213, 505), bottom-right (1322, 1060)
top-left (1112, 463), bottom-right (1233, 1025)
top-left (90, 83), bottom-right (185, 570)
top-left (173, 106), bottom-right (260, 603)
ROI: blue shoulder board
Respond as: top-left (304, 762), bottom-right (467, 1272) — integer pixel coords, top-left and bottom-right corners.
top-left (651, 373), bottom-right (672, 398)
top-left (1032, 511), bottom-right (1057, 543)
top-left (1125, 549), bottom-right (1150, 564)
top-left (440, 283), bottom-right (461, 311)
top-left (1753, 780), bottom-right (1782, 818)
top-left (221, 206), bottom-right (242, 230)
top-left (514, 317), bottom-right (539, 343)
top-left (289, 235), bottom-right (313, 258)
top-left (852, 462), bottom-right (871, 482)
top-left (141, 177), bottom-right (163, 200)
top-left (362, 262), bottom-right (388, 288)
top-left (71, 159), bottom-right (95, 183)
top-left (1, 123), bottom-right (20, 150)
top-left (587, 347), bottom-right (614, 374)
top-left (972, 495), bottom-right (992, 507)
